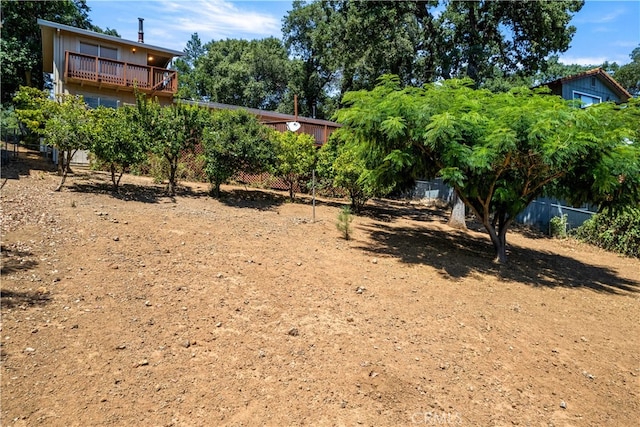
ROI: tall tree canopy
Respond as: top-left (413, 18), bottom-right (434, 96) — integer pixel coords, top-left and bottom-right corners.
top-left (337, 76), bottom-right (639, 263)
top-left (282, 0), bottom-right (584, 116)
top-left (0, 0), bottom-right (96, 103)
top-left (614, 46), bottom-right (640, 97)
top-left (182, 38), bottom-right (291, 111)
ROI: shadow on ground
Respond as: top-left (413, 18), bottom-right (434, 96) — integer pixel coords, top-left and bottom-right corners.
top-left (0, 246), bottom-right (38, 276)
top-left (1, 148), bottom-right (57, 187)
top-left (0, 289), bottom-right (51, 309)
top-left (217, 188), bottom-right (288, 211)
top-left (354, 212), bottom-right (639, 296)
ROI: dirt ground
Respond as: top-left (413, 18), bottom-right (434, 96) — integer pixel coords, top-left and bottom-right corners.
top-left (1, 150), bottom-right (639, 427)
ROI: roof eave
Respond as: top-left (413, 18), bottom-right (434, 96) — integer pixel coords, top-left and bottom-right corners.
top-left (37, 18), bottom-right (185, 58)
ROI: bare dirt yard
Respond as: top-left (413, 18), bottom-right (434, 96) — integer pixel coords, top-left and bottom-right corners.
top-left (1, 150), bottom-right (639, 426)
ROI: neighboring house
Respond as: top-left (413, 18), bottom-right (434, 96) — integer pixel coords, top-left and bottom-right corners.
top-left (184, 100), bottom-right (341, 146)
top-left (541, 67), bottom-right (632, 106)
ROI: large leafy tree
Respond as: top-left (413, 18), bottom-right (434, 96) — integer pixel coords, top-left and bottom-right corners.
top-left (191, 38), bottom-right (290, 110)
top-left (0, 0), bottom-right (93, 103)
top-left (614, 46), bottom-right (640, 97)
top-left (337, 76), bottom-right (639, 263)
top-left (136, 97), bottom-right (208, 195)
top-left (202, 109), bottom-right (275, 197)
top-left (91, 106), bottom-right (147, 192)
top-left (282, 0), bottom-right (584, 113)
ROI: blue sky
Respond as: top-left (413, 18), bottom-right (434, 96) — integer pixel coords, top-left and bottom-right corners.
top-left (88, 0), bottom-right (640, 66)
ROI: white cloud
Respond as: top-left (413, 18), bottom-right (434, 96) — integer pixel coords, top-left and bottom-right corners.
top-left (153, 0), bottom-right (280, 40)
top-left (91, 0), bottom-right (283, 51)
top-left (559, 55), bottom-right (630, 66)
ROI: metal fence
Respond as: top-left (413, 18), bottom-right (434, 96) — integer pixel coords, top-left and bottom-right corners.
top-left (407, 179), bottom-right (595, 233)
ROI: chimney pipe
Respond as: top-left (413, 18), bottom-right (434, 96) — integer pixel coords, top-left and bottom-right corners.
top-left (138, 18), bottom-right (144, 43)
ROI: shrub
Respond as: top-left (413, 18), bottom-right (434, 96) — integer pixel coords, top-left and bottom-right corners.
top-left (573, 208), bottom-right (640, 257)
top-left (549, 214), bottom-right (568, 238)
top-left (337, 206), bottom-right (354, 240)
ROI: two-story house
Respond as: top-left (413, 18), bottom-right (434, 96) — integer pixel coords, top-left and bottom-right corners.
top-left (38, 18), bottom-right (183, 108)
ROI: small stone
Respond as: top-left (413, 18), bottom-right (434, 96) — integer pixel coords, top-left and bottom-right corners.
top-left (560, 401), bottom-right (567, 409)
top-left (371, 258), bottom-right (378, 264)
top-left (346, 317), bottom-right (355, 323)
top-left (115, 344), bottom-right (126, 350)
top-left (355, 286), bottom-right (366, 294)
top-left (24, 347), bottom-right (36, 353)
top-left (113, 236), bottom-right (119, 241)
top-left (182, 340), bottom-right (191, 348)
top-left (287, 327), bottom-right (299, 337)
top-left (145, 300), bottom-right (152, 306)
top-left (135, 359), bottom-right (149, 367)
top-left (215, 322), bottom-right (222, 328)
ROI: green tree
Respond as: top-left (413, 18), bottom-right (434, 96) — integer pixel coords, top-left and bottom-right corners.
top-left (202, 109), bottom-right (275, 197)
top-left (193, 38), bottom-right (290, 110)
top-left (91, 106), bottom-right (147, 192)
top-left (282, 0), bottom-right (584, 108)
top-left (175, 33), bottom-right (206, 100)
top-left (614, 46), bottom-right (640, 97)
top-left (317, 131), bottom-right (373, 213)
top-left (337, 76), bottom-right (639, 263)
top-left (44, 95), bottom-right (94, 191)
top-left (0, 0), bottom-right (93, 103)
top-left (14, 87), bottom-right (93, 190)
top-left (12, 86), bottom-right (52, 143)
top-left (272, 131), bottom-right (317, 201)
top-left (136, 97), bottom-right (207, 195)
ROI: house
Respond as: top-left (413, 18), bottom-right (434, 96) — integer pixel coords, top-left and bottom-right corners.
top-left (38, 18), bottom-right (183, 108)
top-left (38, 18), bottom-right (184, 165)
top-left (184, 100), bottom-right (341, 146)
top-left (37, 18), bottom-right (340, 169)
top-left (541, 67), bottom-right (632, 106)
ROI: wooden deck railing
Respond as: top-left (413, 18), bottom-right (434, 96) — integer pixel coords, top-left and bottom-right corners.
top-left (64, 51), bottom-right (177, 95)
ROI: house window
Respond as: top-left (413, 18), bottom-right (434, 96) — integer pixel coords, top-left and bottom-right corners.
top-left (591, 77), bottom-right (596, 87)
top-left (572, 91), bottom-right (601, 108)
top-left (84, 97), bottom-right (119, 109)
top-left (79, 41), bottom-right (118, 60)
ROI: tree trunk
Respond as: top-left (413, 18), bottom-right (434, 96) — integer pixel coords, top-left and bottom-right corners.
top-left (167, 157), bottom-right (178, 195)
top-left (54, 149), bottom-right (76, 192)
top-left (483, 216), bottom-right (512, 264)
top-left (448, 192), bottom-right (467, 230)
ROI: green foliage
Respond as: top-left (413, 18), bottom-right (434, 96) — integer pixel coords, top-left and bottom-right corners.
top-left (0, 0), bottom-right (93, 103)
top-left (202, 109), bottom-right (275, 197)
top-left (573, 208), bottom-right (640, 258)
top-left (13, 86), bottom-right (53, 142)
top-left (317, 131), bottom-right (373, 212)
top-left (189, 38), bottom-right (290, 111)
top-left (613, 46), bottom-right (640, 97)
top-left (272, 131), bottom-right (317, 201)
top-left (336, 206), bottom-right (354, 240)
top-left (549, 214), bottom-right (568, 238)
top-left (136, 97), bottom-right (208, 194)
top-left (282, 0), bottom-right (584, 114)
top-left (337, 76), bottom-right (639, 262)
top-left (91, 106), bottom-right (147, 191)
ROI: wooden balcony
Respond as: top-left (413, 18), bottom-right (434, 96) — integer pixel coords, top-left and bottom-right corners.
top-left (64, 51), bottom-right (177, 96)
